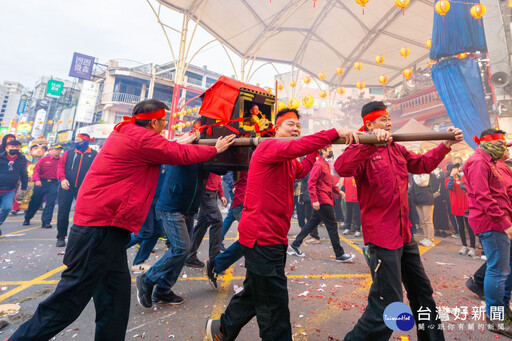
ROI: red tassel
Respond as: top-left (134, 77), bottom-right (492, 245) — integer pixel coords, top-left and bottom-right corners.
top-left (478, 19), bottom-right (481, 26)
top-left (363, 7), bottom-right (365, 15)
top-left (442, 16), bottom-right (445, 23)
top-left (403, 9), bottom-right (405, 16)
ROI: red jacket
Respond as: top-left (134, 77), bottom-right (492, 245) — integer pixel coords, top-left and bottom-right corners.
top-left (32, 155), bottom-right (60, 182)
top-left (445, 176), bottom-right (468, 216)
top-left (335, 142), bottom-right (450, 250)
top-left (308, 157), bottom-right (341, 205)
top-left (231, 172), bottom-right (248, 208)
top-left (205, 173), bottom-right (224, 198)
top-left (73, 124), bottom-right (217, 233)
top-left (343, 176), bottom-right (358, 202)
top-left (238, 129), bottom-right (339, 247)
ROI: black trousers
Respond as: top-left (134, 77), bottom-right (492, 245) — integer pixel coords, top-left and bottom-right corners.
top-left (455, 215), bottom-right (475, 248)
top-left (24, 180), bottom-right (59, 225)
top-left (334, 197), bottom-right (344, 223)
top-left (9, 225), bottom-right (131, 341)
top-left (292, 204), bottom-right (345, 257)
top-left (56, 186), bottom-right (79, 239)
top-left (344, 241), bottom-right (444, 341)
top-left (187, 190), bottom-right (223, 261)
top-left (220, 243), bottom-right (292, 341)
top-left (343, 201), bottom-right (361, 231)
top-left (474, 262), bottom-right (486, 287)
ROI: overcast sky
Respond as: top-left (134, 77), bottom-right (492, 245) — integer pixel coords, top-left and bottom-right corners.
top-left (0, 0), bottom-right (283, 90)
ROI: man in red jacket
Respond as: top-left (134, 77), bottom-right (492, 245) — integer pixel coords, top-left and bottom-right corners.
top-left (206, 108), bottom-right (361, 341)
top-left (9, 99), bottom-right (235, 341)
top-left (335, 101), bottom-right (462, 341)
top-left (288, 144), bottom-right (355, 262)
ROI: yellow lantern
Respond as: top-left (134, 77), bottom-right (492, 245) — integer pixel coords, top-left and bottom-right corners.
top-left (193, 107), bottom-right (198, 112)
top-left (26, 135), bottom-right (30, 138)
top-left (378, 75), bottom-right (388, 86)
top-left (187, 108), bottom-right (192, 114)
top-left (302, 95), bottom-right (315, 108)
top-left (39, 121), bottom-right (43, 124)
top-left (0, 121), bottom-right (5, 125)
top-left (457, 53), bottom-right (468, 59)
top-left (354, 61), bottom-right (363, 71)
top-left (435, 0), bottom-right (450, 21)
top-left (171, 125), bottom-right (176, 130)
top-left (19, 135), bottom-right (24, 138)
top-left (278, 84), bottom-right (284, 91)
top-left (58, 120), bottom-right (63, 124)
top-left (265, 87), bottom-right (272, 93)
top-left (395, 0), bottom-right (410, 15)
top-left (288, 98), bottom-right (300, 110)
top-left (356, 81), bottom-right (365, 91)
top-left (290, 80), bottom-right (297, 88)
top-left (375, 55), bottom-right (384, 65)
top-left (29, 121), bottom-right (34, 124)
top-left (400, 47), bottom-right (410, 58)
top-left (186, 121), bottom-right (191, 127)
top-left (355, 0), bottom-right (370, 15)
top-left (336, 67), bottom-right (344, 76)
top-left (319, 90), bottom-right (327, 98)
top-left (277, 101), bottom-right (287, 112)
top-left (318, 72), bottom-right (326, 80)
top-left (172, 113), bottom-right (177, 118)
top-left (337, 86), bottom-right (345, 95)
top-left (304, 76), bottom-right (311, 84)
top-left (470, 4), bottom-right (486, 25)
top-left (425, 39), bottom-right (432, 49)
top-left (403, 68), bottom-right (413, 79)
top-left (48, 120), bottom-right (54, 124)
top-left (68, 120), bottom-right (72, 123)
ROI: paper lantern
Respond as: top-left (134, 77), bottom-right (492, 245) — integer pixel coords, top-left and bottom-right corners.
top-left (193, 107), bottom-right (198, 112)
top-left (355, 0), bottom-right (369, 14)
top-left (356, 81), bottom-right (365, 91)
top-left (58, 120), bottom-right (63, 124)
top-left (290, 80), bottom-right (297, 88)
top-left (375, 55), bottom-right (384, 65)
top-left (354, 61), bottom-right (363, 71)
top-left (302, 95), bottom-right (315, 108)
top-left (186, 122), bottom-right (191, 127)
top-left (26, 135), bottom-right (30, 138)
top-left (403, 68), bottom-right (413, 79)
top-left (313, 0), bottom-right (318, 7)
top-left (171, 125), bottom-right (176, 130)
top-left (68, 120), bottom-right (72, 123)
top-left (48, 120), bottom-right (54, 124)
top-left (29, 121), bottom-right (34, 124)
top-left (435, 0), bottom-right (450, 21)
top-left (278, 84), bottom-right (284, 91)
top-left (395, 0), bottom-right (410, 15)
top-left (318, 72), bottom-right (326, 80)
top-left (39, 121), bottom-right (43, 124)
top-left (319, 90), bottom-right (327, 98)
top-left (172, 113), bottom-right (177, 118)
top-left (265, 87), bottom-right (272, 93)
top-left (277, 101), bottom-right (287, 112)
top-left (425, 39), bottom-right (432, 49)
top-left (304, 76), bottom-right (311, 84)
top-left (337, 86), bottom-right (345, 95)
top-left (187, 108), bottom-right (193, 114)
top-left (288, 98), bottom-right (300, 110)
top-left (19, 135), bottom-right (24, 138)
top-left (470, 4), bottom-right (486, 25)
top-left (0, 121), bottom-right (5, 125)
top-left (378, 75), bottom-right (388, 86)
top-left (336, 67), bottom-right (344, 76)
top-left (400, 47), bottom-right (410, 58)
top-left (457, 53), bottom-right (468, 59)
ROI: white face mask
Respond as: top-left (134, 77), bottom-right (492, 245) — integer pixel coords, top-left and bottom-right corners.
top-left (433, 168), bottom-right (441, 177)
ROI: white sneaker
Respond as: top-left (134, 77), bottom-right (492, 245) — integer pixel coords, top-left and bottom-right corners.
top-left (426, 240), bottom-right (435, 247)
top-left (481, 255), bottom-right (487, 261)
top-left (354, 231), bottom-right (361, 237)
top-left (131, 262), bottom-right (151, 273)
top-left (459, 246), bottom-right (469, 255)
top-left (342, 229), bottom-right (350, 235)
top-left (418, 239), bottom-right (429, 246)
top-left (468, 247), bottom-right (476, 257)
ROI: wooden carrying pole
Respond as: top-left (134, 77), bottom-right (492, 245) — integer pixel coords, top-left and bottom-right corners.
top-left (197, 132), bottom-right (456, 147)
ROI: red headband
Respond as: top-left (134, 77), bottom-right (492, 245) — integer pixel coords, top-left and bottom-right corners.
top-left (77, 134), bottom-right (95, 142)
top-left (473, 133), bottom-right (505, 145)
top-left (113, 109), bottom-right (167, 132)
top-left (358, 109), bottom-right (389, 132)
top-left (276, 112), bottom-right (299, 127)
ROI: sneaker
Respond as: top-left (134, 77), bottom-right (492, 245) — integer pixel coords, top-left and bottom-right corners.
top-left (425, 240), bottom-right (435, 247)
top-left (459, 246), bottom-right (469, 255)
top-left (56, 238), bottom-right (66, 247)
top-left (152, 290), bottom-right (184, 305)
top-left (22, 220), bottom-right (30, 226)
top-left (418, 239), bottom-right (430, 247)
top-left (468, 247), bottom-right (476, 258)
top-left (41, 224), bottom-right (52, 229)
top-left (342, 229), bottom-right (350, 235)
top-left (481, 255), bottom-right (487, 261)
top-left (185, 258), bottom-right (205, 268)
top-left (336, 253), bottom-right (355, 263)
top-left (10, 210), bottom-right (18, 216)
top-left (131, 262), bottom-right (151, 273)
top-left (486, 314), bottom-right (512, 338)
top-left (205, 259), bottom-right (218, 289)
top-left (287, 244), bottom-right (305, 257)
top-left (465, 277), bottom-right (485, 300)
top-left (220, 243), bottom-right (226, 252)
top-left (354, 231), bottom-right (361, 237)
top-left (451, 233), bottom-right (460, 238)
top-left (136, 274), bottom-right (154, 308)
top-left (205, 319), bottom-right (224, 341)
top-left (304, 236), bottom-right (321, 244)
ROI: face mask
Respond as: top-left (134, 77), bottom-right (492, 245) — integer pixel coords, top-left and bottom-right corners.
top-left (327, 151), bottom-right (334, 158)
top-left (8, 149), bottom-right (19, 156)
top-left (75, 140), bottom-right (89, 152)
top-left (480, 141), bottom-right (506, 160)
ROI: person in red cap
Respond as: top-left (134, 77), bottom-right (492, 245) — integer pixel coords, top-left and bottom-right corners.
top-left (335, 101), bottom-right (463, 341)
top-left (205, 108), bottom-right (361, 341)
top-left (55, 133), bottom-right (98, 247)
top-left (9, 99), bottom-right (235, 341)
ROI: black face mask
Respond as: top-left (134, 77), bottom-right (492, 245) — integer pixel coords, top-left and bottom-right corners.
top-left (8, 149), bottom-right (19, 156)
top-left (327, 151), bottom-right (334, 158)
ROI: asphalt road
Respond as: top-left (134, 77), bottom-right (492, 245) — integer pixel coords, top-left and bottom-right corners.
top-left (0, 209), bottom-right (500, 340)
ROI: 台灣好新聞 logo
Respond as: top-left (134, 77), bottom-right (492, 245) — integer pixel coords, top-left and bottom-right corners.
top-left (383, 302), bottom-right (415, 331)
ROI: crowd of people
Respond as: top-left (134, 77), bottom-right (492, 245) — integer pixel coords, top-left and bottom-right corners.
top-left (3, 97), bottom-right (512, 341)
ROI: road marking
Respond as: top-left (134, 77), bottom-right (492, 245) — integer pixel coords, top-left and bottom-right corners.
top-left (339, 234), bottom-right (364, 255)
top-left (1, 226), bottom-right (40, 237)
top-left (0, 238), bottom-right (55, 241)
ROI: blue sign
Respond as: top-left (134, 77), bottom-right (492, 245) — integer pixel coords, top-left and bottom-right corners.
top-left (16, 94), bottom-right (28, 115)
top-left (69, 52), bottom-right (95, 80)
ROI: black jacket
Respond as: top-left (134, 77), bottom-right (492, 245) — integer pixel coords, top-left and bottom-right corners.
top-left (61, 149), bottom-right (98, 188)
top-left (0, 152), bottom-right (28, 190)
top-left (411, 173), bottom-right (435, 205)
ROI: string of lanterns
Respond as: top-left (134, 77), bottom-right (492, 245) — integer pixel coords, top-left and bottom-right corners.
top-left (168, 106), bottom-right (200, 132)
